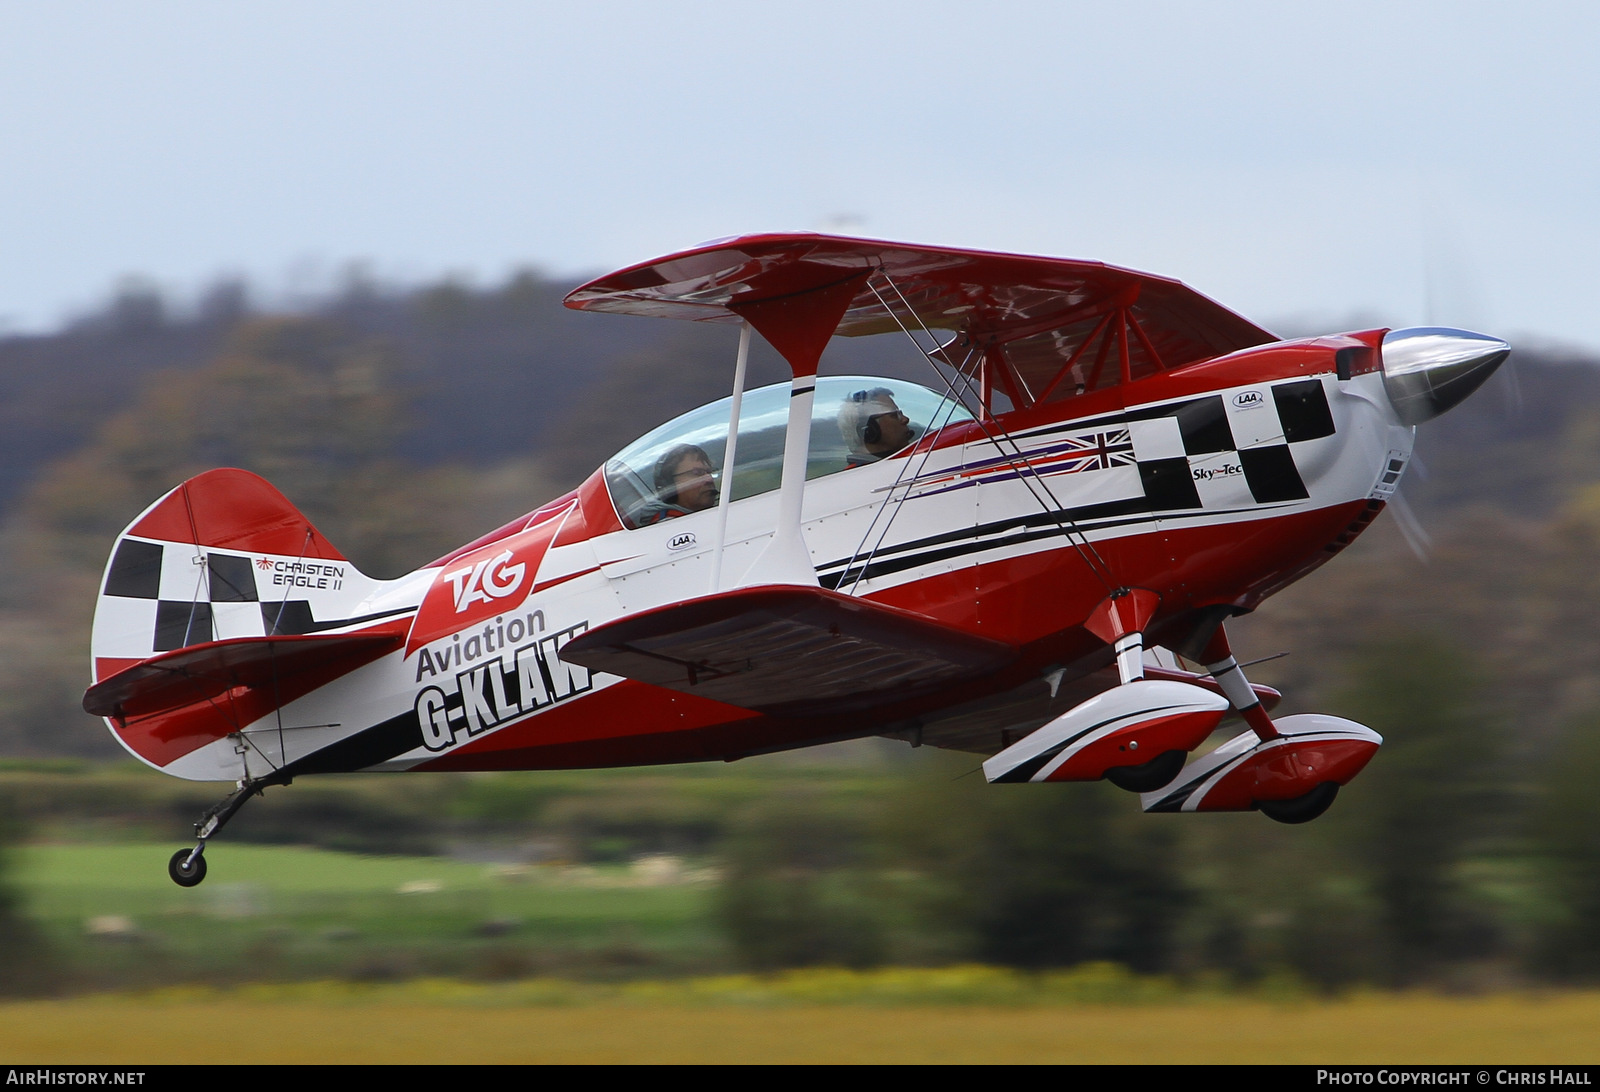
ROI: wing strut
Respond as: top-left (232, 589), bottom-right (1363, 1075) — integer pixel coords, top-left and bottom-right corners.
top-left (726, 270), bottom-right (872, 587)
top-left (708, 321), bottom-right (751, 594)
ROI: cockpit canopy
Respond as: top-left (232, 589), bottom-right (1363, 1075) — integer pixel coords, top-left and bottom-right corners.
top-left (604, 376), bottom-right (974, 529)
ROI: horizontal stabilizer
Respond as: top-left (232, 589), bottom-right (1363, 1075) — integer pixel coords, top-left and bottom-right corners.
top-left (560, 584), bottom-right (1016, 715)
top-left (84, 629), bottom-right (404, 719)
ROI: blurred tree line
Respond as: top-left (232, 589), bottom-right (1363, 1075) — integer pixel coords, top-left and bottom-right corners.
top-left (712, 631), bottom-right (1600, 989)
top-left (1, 273), bottom-right (1600, 991)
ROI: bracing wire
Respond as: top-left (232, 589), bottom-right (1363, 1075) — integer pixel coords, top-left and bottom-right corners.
top-left (875, 273), bottom-right (1122, 587)
top-left (840, 366), bottom-right (972, 596)
top-left (867, 274), bottom-right (1120, 594)
top-left (266, 524), bottom-right (318, 769)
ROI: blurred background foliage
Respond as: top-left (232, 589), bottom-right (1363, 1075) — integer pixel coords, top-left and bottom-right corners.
top-left (1, 273), bottom-right (1598, 994)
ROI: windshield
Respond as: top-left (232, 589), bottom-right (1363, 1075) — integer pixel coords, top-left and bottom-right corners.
top-left (604, 376), bottom-right (973, 529)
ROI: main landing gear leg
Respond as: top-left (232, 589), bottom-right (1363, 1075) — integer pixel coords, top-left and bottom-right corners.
top-left (1137, 623), bottom-right (1381, 818)
top-left (1086, 587), bottom-right (1160, 687)
top-left (1134, 622), bottom-right (1385, 818)
top-left (1199, 628), bottom-right (1281, 743)
top-left (167, 776), bottom-right (279, 887)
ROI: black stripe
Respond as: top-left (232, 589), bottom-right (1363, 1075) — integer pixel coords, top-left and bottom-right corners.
top-left (823, 496), bottom-right (1154, 573)
top-left (278, 710), bottom-right (427, 777)
top-left (818, 499), bottom-right (1273, 588)
top-left (1144, 741), bottom-right (1270, 812)
top-left (819, 491), bottom-right (1166, 586)
top-left (260, 604), bottom-right (415, 636)
top-left (993, 742), bottom-right (1070, 783)
top-left (992, 701), bottom-right (1202, 783)
top-left (1142, 764), bottom-right (1218, 811)
top-left (821, 514), bottom-right (1148, 588)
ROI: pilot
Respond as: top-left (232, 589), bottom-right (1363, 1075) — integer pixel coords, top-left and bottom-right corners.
top-left (644, 443), bottom-right (719, 522)
top-left (839, 388), bottom-right (916, 468)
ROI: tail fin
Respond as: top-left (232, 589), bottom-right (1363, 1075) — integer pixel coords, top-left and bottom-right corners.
top-left (89, 469), bottom-right (396, 778)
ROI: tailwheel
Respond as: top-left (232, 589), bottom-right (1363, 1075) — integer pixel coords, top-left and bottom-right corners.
top-left (1105, 749), bottom-right (1187, 793)
top-left (1259, 781), bottom-right (1339, 825)
top-left (164, 774), bottom-right (282, 886)
top-left (168, 848), bottom-right (208, 888)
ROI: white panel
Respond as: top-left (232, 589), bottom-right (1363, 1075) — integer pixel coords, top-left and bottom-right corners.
top-left (1223, 387), bottom-right (1286, 449)
top-left (1128, 417), bottom-right (1186, 461)
top-left (211, 601), bottom-right (266, 641)
top-left (157, 544), bottom-right (208, 602)
top-left (1187, 451), bottom-right (1257, 509)
top-left (91, 596), bottom-right (159, 659)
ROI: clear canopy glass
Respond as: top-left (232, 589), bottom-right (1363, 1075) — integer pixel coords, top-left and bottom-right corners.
top-left (604, 375), bottom-right (974, 529)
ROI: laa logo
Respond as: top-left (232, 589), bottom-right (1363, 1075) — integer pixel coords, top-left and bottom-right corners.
top-left (667, 531), bottom-right (696, 551)
top-left (443, 550), bottom-right (526, 613)
top-left (1233, 390), bottom-right (1266, 410)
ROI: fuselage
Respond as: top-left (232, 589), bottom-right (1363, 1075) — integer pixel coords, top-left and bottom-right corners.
top-left (92, 328), bottom-right (1412, 782)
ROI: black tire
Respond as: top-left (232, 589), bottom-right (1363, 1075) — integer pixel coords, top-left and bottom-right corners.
top-left (1260, 782), bottom-right (1340, 825)
top-left (168, 849), bottom-right (207, 887)
top-left (1104, 749), bottom-right (1188, 793)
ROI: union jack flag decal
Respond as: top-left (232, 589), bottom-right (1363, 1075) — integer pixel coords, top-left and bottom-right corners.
top-left (1049, 429), bottom-right (1136, 473)
top-left (901, 428), bottom-right (1140, 499)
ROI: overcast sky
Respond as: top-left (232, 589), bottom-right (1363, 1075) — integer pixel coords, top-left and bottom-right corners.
top-left (1, 1), bottom-right (1595, 349)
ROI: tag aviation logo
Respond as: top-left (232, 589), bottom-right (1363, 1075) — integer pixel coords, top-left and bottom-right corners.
top-left (405, 502), bottom-right (575, 656)
top-left (443, 549), bottom-right (525, 613)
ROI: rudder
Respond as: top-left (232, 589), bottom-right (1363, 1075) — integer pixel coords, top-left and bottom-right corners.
top-left (89, 469), bottom-right (388, 779)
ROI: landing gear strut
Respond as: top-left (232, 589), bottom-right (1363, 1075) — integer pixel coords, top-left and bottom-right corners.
top-left (1137, 624), bottom-right (1381, 819)
top-left (167, 774), bottom-right (283, 887)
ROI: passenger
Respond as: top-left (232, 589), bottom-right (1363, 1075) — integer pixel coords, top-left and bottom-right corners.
top-left (642, 443), bottom-right (718, 523)
top-left (838, 388), bottom-right (916, 468)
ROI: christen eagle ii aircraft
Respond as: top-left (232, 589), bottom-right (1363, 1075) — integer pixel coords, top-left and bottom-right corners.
top-left (84, 234), bottom-right (1510, 886)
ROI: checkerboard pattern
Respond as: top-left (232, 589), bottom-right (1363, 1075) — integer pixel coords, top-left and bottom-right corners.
top-left (1124, 378), bottom-right (1336, 512)
top-left (100, 539), bottom-right (322, 654)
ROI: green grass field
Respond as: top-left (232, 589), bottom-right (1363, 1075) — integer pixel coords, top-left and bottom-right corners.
top-left (16, 843), bottom-right (723, 987)
top-left (10, 843), bottom-right (1600, 1062)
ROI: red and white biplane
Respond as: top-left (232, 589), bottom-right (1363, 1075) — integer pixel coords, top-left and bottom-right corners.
top-left (83, 234), bottom-right (1510, 885)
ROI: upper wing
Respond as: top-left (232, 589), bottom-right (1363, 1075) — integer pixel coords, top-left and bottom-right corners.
top-left (559, 584), bottom-right (1016, 717)
top-left (564, 233), bottom-right (1276, 402)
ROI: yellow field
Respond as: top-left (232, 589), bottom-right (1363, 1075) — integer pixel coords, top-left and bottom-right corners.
top-left (3, 989), bottom-right (1599, 1063)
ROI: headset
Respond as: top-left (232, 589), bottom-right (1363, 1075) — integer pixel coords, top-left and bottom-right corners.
top-left (851, 389), bottom-right (884, 446)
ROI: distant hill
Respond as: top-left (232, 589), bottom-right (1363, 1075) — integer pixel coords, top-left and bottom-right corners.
top-left (0, 272), bottom-right (938, 515)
